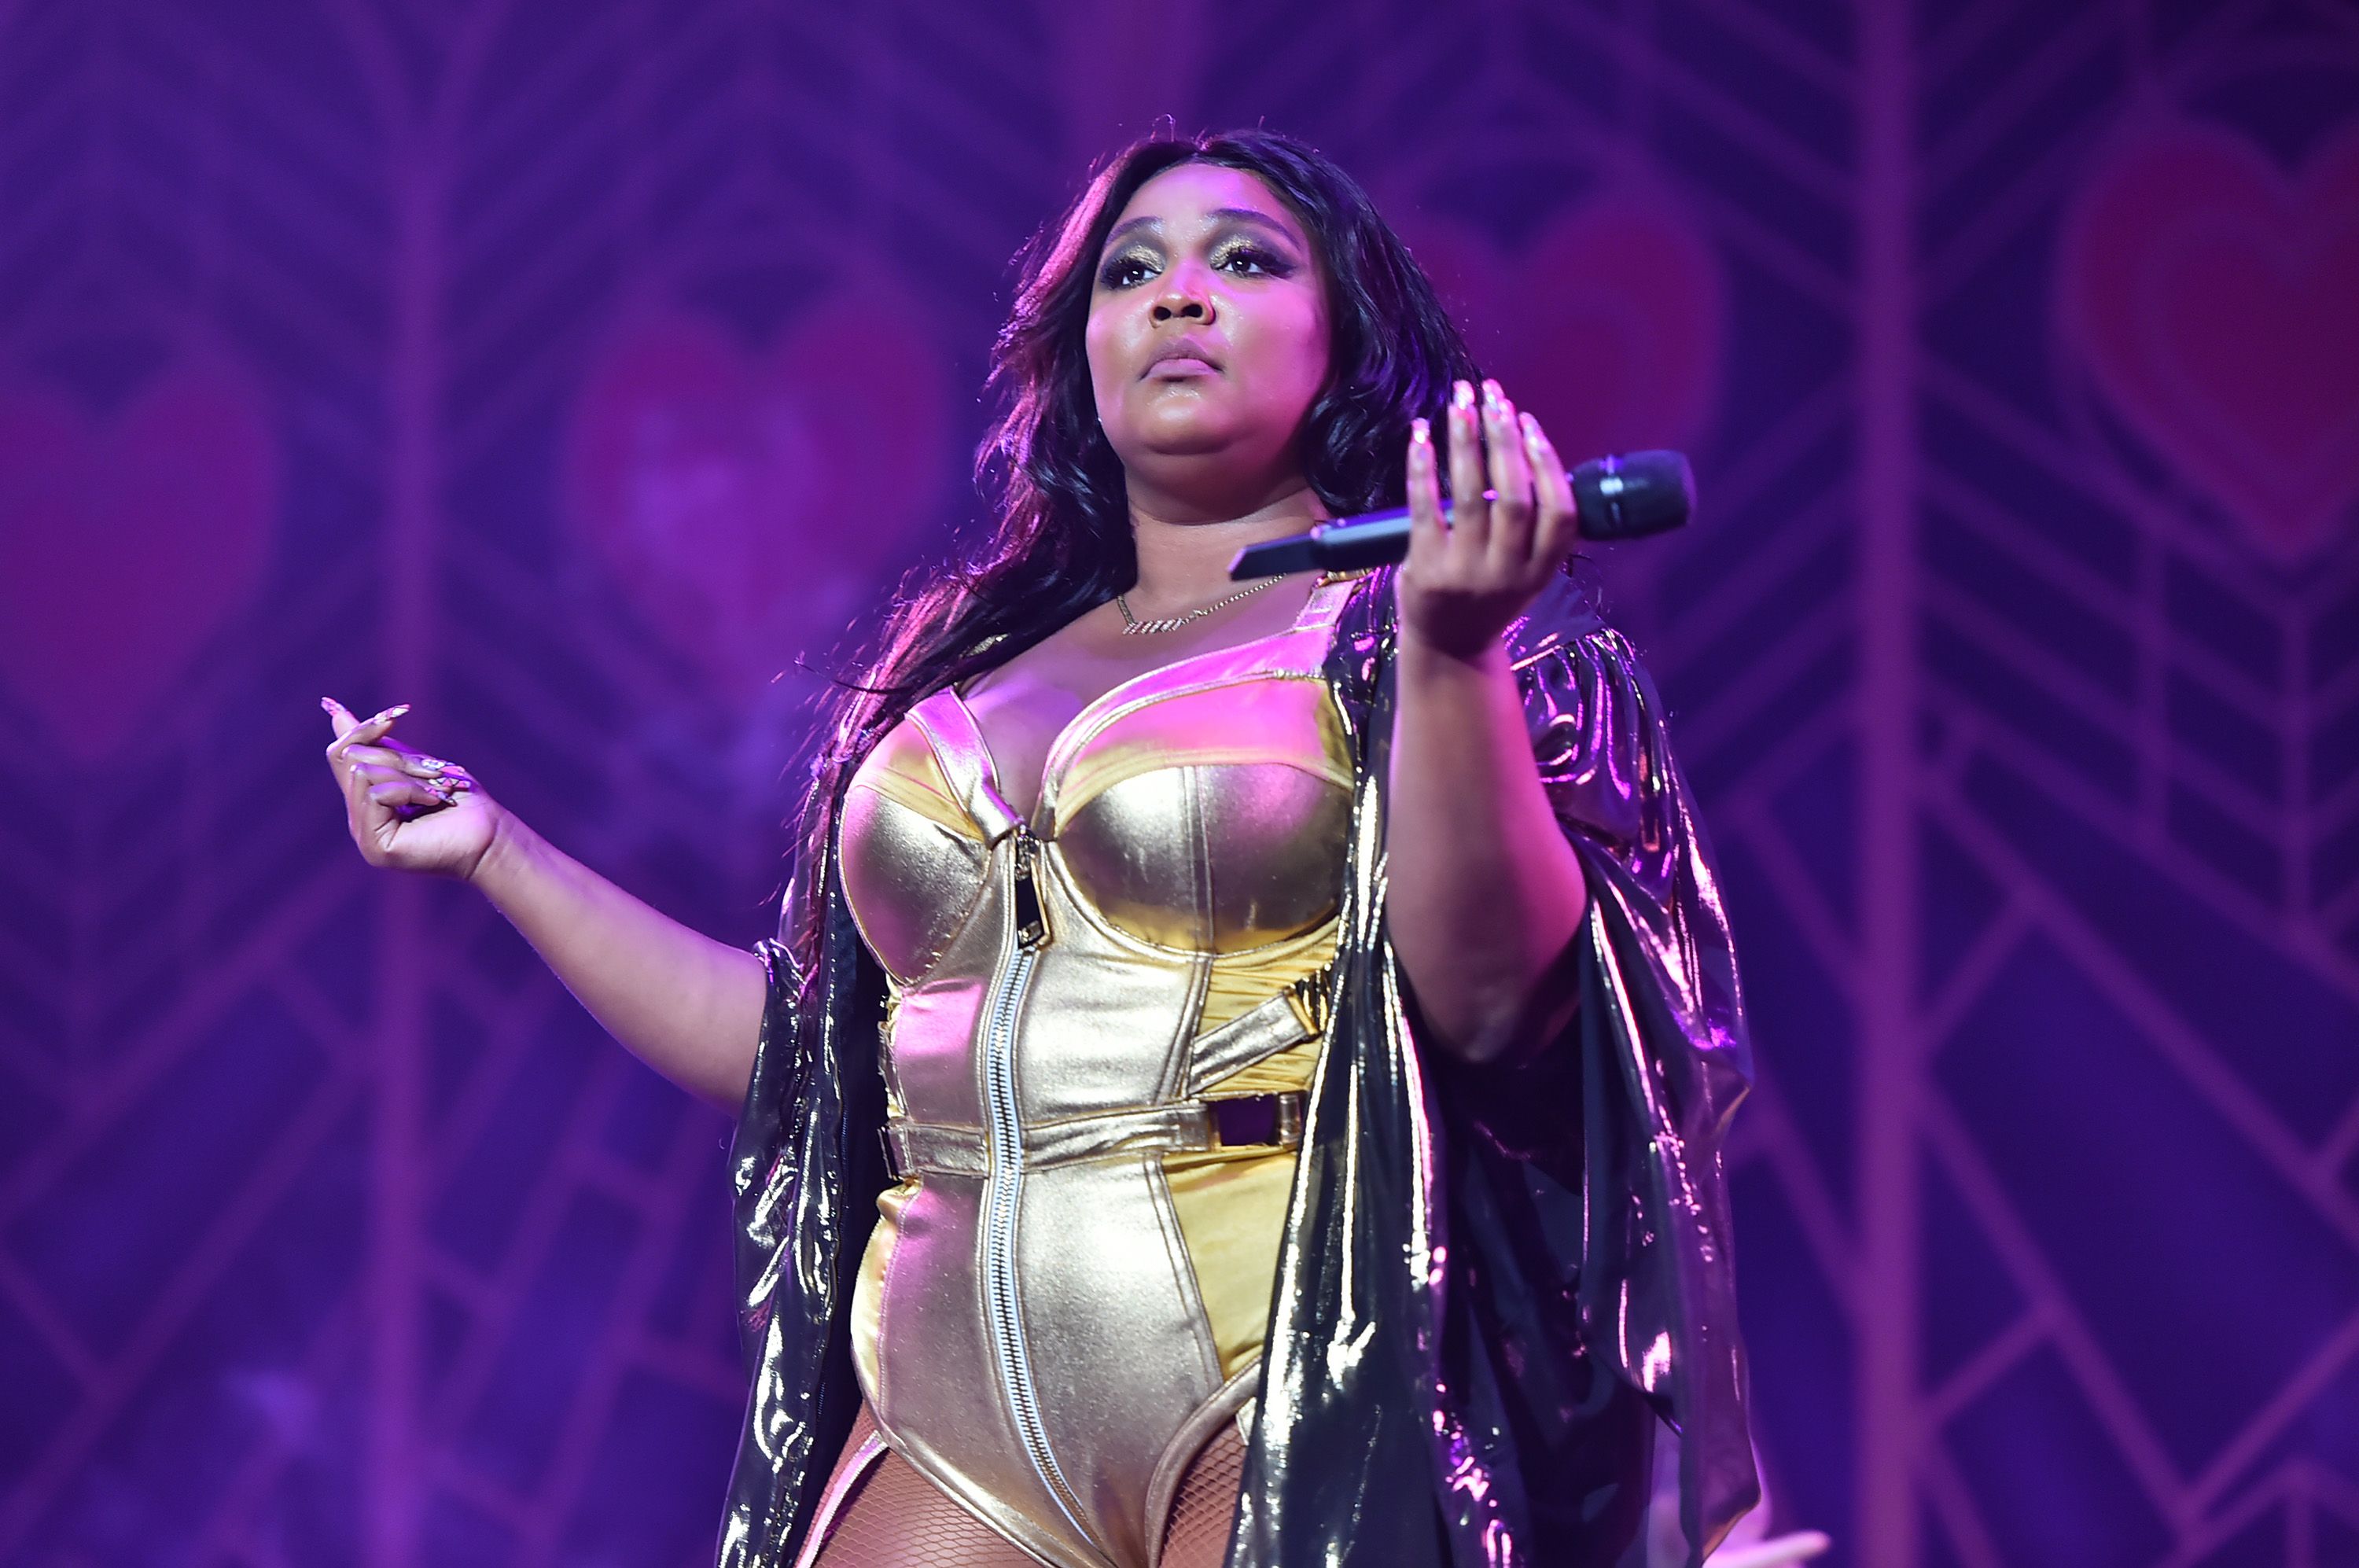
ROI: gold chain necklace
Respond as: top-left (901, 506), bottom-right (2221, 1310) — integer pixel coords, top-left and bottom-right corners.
top-left (1114, 575), bottom-right (1280, 635)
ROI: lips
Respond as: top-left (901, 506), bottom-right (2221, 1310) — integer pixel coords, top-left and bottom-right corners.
top-left (1144, 338), bottom-right (1223, 377)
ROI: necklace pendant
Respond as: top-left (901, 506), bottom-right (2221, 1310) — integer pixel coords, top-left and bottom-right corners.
top-left (1120, 610), bottom-right (1196, 636)
top-left (1115, 575), bottom-right (1279, 635)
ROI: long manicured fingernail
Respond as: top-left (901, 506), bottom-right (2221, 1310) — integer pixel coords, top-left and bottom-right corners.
top-left (372, 704), bottom-right (410, 724)
top-left (319, 697), bottom-right (337, 713)
top-left (1411, 418), bottom-right (1431, 449)
top-left (409, 758), bottom-right (449, 775)
top-left (1481, 379), bottom-right (1503, 410)
top-left (1452, 380), bottom-right (1475, 411)
top-left (1519, 411), bottom-right (1542, 444)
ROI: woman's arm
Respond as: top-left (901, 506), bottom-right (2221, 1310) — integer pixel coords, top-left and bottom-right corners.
top-left (467, 815), bottom-right (767, 1109)
top-left (324, 701), bottom-right (767, 1110)
top-left (1384, 378), bottom-right (1589, 1066)
top-left (1386, 635), bottom-right (1588, 1066)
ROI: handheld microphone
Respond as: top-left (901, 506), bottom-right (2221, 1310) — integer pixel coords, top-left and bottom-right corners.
top-left (1227, 449), bottom-right (1695, 580)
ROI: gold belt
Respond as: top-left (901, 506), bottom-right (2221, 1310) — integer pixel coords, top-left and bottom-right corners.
top-left (881, 1093), bottom-right (1307, 1181)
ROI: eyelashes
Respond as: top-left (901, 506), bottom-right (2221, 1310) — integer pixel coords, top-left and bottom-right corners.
top-left (1098, 251), bottom-right (1156, 289)
top-left (1096, 240), bottom-right (1297, 290)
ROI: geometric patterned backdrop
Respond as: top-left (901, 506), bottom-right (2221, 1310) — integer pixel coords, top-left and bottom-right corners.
top-left (1, 2), bottom-right (2353, 1565)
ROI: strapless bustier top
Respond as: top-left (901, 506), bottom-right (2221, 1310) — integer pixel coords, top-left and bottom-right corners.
top-left (832, 575), bottom-right (1361, 1568)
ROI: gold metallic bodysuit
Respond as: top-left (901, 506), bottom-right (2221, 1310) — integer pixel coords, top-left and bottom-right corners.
top-left (831, 576), bottom-right (1360, 1568)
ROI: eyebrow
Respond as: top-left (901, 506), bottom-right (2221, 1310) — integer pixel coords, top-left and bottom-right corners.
top-left (1099, 206), bottom-right (1303, 252)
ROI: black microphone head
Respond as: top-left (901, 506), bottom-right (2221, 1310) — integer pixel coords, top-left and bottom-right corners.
top-left (1571, 450), bottom-right (1693, 540)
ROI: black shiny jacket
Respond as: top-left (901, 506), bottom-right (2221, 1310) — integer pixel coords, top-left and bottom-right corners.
top-left (716, 569), bottom-right (1757, 1567)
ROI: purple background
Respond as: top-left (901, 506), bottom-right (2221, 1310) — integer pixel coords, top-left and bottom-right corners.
top-left (2, 2), bottom-right (2357, 1566)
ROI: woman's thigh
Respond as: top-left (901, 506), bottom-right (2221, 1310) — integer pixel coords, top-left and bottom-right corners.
top-left (803, 1405), bottom-right (1245, 1568)
top-left (803, 1423), bottom-right (1035, 1566)
top-left (1153, 1417), bottom-right (1246, 1568)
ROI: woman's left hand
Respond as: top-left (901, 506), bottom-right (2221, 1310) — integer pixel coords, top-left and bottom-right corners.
top-left (1395, 377), bottom-right (1578, 661)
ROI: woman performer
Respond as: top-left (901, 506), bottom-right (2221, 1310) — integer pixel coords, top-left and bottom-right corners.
top-left (323, 129), bottom-right (1757, 1568)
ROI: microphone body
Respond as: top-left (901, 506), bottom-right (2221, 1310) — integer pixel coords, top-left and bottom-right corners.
top-left (1227, 449), bottom-right (1694, 580)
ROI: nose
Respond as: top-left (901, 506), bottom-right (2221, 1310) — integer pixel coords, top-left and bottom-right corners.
top-left (1150, 260), bottom-right (1213, 324)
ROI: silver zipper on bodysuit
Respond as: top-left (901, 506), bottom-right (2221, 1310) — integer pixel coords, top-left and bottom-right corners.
top-left (980, 825), bottom-right (1092, 1538)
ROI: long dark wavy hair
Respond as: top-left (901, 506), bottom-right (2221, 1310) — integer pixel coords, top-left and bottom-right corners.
top-left (789, 127), bottom-right (1481, 961)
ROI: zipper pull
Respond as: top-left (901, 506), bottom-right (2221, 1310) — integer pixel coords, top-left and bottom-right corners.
top-left (1010, 825), bottom-right (1048, 950)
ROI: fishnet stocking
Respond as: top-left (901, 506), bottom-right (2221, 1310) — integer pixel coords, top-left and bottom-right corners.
top-left (803, 1404), bottom-right (1246, 1568)
top-left (1153, 1419), bottom-right (1246, 1568)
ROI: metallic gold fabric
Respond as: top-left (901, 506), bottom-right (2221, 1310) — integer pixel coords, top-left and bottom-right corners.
top-left (720, 567), bottom-right (1758, 1568)
top-left (837, 715), bottom-right (988, 987)
top-left (826, 578), bottom-right (1360, 1568)
top-left (794, 1400), bottom-right (1246, 1568)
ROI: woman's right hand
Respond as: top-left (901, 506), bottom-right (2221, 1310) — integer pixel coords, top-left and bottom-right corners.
top-left (323, 698), bottom-right (501, 881)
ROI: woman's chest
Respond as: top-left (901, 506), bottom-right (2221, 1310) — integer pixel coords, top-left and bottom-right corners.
top-left (954, 653), bottom-right (1140, 830)
top-left (837, 582), bottom-right (1367, 984)
top-left (958, 588), bottom-right (1320, 824)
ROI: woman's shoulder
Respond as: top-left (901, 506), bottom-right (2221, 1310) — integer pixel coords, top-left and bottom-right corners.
top-left (1503, 561), bottom-right (1610, 668)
